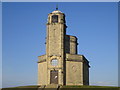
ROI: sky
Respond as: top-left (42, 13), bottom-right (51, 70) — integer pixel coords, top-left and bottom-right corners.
top-left (2, 2), bottom-right (118, 88)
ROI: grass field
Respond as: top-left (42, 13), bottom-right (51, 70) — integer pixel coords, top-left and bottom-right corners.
top-left (1, 85), bottom-right (120, 90)
top-left (62, 85), bottom-right (119, 88)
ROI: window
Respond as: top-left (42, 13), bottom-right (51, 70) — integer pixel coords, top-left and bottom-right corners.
top-left (51, 59), bottom-right (58, 66)
top-left (52, 15), bottom-right (58, 23)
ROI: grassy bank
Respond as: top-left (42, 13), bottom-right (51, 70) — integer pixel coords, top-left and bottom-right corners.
top-left (62, 85), bottom-right (119, 88)
top-left (1, 85), bottom-right (119, 90)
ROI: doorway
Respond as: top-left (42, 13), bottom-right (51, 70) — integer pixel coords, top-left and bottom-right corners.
top-left (50, 70), bottom-right (58, 84)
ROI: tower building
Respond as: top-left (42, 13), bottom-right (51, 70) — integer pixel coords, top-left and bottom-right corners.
top-left (38, 9), bottom-right (90, 86)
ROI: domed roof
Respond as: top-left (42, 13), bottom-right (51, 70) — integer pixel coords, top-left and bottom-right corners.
top-left (52, 10), bottom-right (63, 14)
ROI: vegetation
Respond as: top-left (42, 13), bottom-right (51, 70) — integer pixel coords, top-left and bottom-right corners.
top-left (1, 85), bottom-right (39, 90)
top-left (61, 85), bottom-right (119, 90)
top-left (1, 85), bottom-right (119, 90)
top-left (62, 85), bottom-right (119, 88)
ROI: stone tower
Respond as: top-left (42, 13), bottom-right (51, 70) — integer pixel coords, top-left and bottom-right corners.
top-left (38, 9), bottom-right (90, 86)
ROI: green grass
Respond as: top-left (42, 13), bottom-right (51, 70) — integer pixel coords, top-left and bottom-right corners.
top-left (1, 85), bottom-right (120, 90)
top-left (61, 85), bottom-right (120, 90)
top-left (62, 85), bottom-right (119, 88)
top-left (1, 85), bottom-right (39, 90)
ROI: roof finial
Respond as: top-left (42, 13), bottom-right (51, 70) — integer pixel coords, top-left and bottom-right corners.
top-left (56, 4), bottom-right (58, 10)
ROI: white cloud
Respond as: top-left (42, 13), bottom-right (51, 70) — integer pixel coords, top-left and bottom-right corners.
top-left (90, 81), bottom-right (118, 86)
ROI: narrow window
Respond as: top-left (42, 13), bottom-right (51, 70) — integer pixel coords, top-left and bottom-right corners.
top-left (52, 15), bottom-right (58, 23)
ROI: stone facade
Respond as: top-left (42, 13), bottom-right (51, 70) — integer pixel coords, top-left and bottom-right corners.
top-left (38, 9), bottom-right (90, 86)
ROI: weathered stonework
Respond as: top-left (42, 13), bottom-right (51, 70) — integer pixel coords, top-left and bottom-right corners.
top-left (38, 9), bottom-right (90, 86)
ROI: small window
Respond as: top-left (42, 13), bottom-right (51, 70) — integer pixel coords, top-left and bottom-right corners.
top-left (52, 15), bottom-right (58, 23)
top-left (51, 59), bottom-right (58, 66)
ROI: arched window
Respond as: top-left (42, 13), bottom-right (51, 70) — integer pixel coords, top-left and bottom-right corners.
top-left (52, 15), bottom-right (58, 23)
